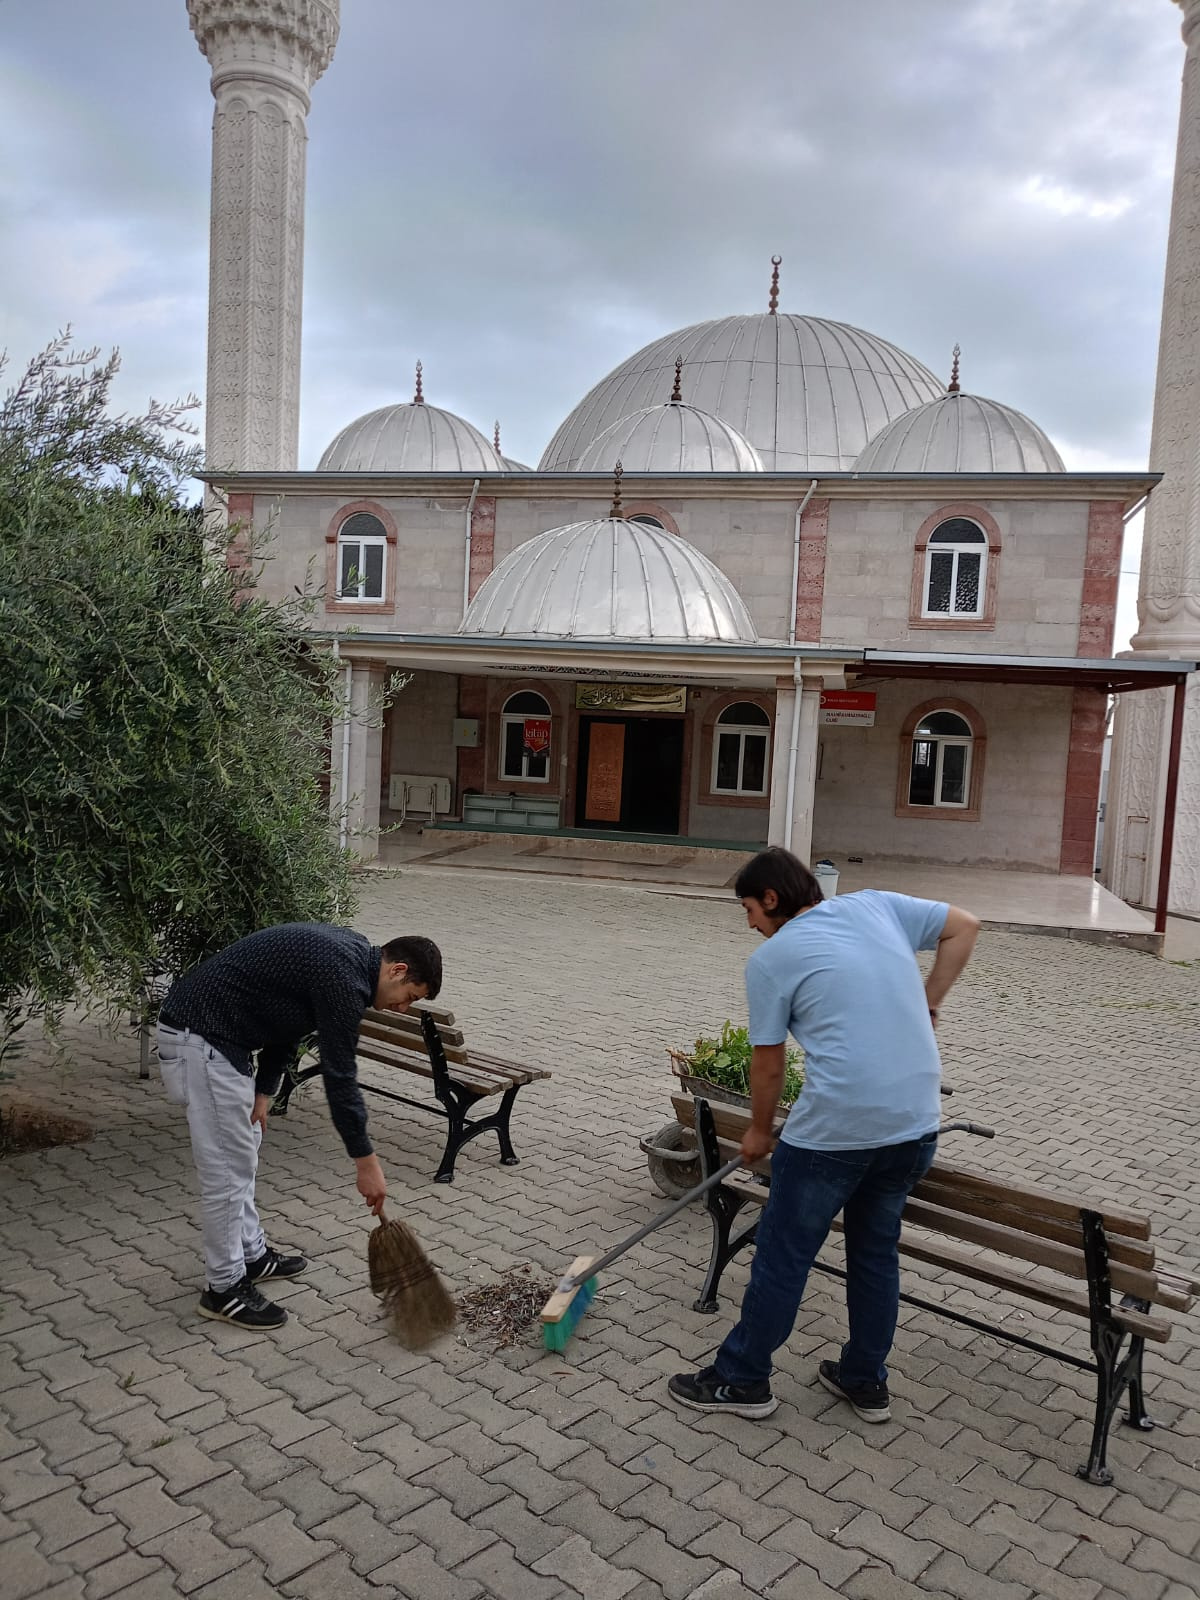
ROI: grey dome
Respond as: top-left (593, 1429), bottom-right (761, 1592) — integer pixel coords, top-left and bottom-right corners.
top-left (854, 391), bottom-right (1065, 473)
top-left (501, 456), bottom-right (534, 471)
top-left (319, 402), bottom-right (504, 472)
top-left (461, 518), bottom-right (757, 643)
top-left (576, 401), bottom-right (763, 473)
top-left (540, 314), bottom-right (943, 472)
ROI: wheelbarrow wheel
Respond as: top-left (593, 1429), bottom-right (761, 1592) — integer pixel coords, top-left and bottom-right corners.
top-left (642, 1121), bottom-right (702, 1198)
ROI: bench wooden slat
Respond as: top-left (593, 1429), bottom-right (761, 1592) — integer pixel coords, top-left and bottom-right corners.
top-left (895, 1232), bottom-right (1174, 1343)
top-left (356, 1041), bottom-right (507, 1097)
top-left (716, 1173), bottom-right (1177, 1339)
top-left (671, 1095), bottom-right (786, 1137)
top-left (361, 1012), bottom-right (466, 1049)
top-left (912, 1175), bottom-right (1157, 1271)
top-left (902, 1196), bottom-right (1185, 1311)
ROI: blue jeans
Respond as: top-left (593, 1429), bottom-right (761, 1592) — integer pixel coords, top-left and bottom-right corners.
top-left (714, 1133), bottom-right (938, 1388)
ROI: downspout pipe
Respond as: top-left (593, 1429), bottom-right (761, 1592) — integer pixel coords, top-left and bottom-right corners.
top-left (462, 477), bottom-right (481, 620)
top-left (788, 478), bottom-right (819, 647)
top-left (783, 657), bottom-right (804, 853)
top-left (333, 636), bottom-right (352, 852)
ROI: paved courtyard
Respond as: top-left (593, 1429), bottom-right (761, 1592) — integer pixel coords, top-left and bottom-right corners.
top-left (2, 866), bottom-right (1198, 1600)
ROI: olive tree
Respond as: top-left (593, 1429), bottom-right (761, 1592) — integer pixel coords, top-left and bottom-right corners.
top-left (0, 336), bottom-right (355, 1055)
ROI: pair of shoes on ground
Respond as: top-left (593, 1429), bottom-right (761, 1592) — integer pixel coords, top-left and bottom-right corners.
top-left (668, 1359), bottom-right (890, 1422)
top-left (197, 1246), bottom-right (307, 1331)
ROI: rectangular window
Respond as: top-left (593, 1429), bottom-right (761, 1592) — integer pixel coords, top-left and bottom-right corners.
top-left (954, 552), bottom-right (981, 614)
top-left (926, 552), bottom-right (953, 614)
top-left (908, 739), bottom-right (971, 808)
top-left (923, 548), bottom-right (985, 618)
top-left (939, 743), bottom-right (967, 805)
top-left (501, 718), bottom-right (549, 782)
top-left (337, 539), bottom-right (385, 600)
top-left (712, 730), bottom-right (769, 796)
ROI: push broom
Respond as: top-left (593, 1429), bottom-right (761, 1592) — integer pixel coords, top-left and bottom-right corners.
top-left (540, 1156), bottom-right (743, 1351)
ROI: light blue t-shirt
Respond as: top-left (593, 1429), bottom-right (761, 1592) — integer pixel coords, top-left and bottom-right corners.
top-left (745, 890), bottom-right (949, 1151)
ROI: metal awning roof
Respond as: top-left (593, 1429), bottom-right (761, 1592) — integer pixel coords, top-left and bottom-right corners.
top-left (856, 649), bottom-right (1197, 694)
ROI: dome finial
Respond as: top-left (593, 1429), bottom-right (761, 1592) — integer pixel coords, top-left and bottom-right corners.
top-left (414, 360), bottom-right (424, 404)
top-left (494, 420), bottom-right (501, 451)
top-left (768, 255), bottom-right (782, 315)
top-left (670, 356), bottom-right (683, 404)
top-left (948, 344), bottom-right (961, 393)
top-left (609, 460), bottom-right (624, 519)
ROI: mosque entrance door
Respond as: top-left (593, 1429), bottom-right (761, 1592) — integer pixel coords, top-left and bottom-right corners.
top-left (575, 716), bottom-right (684, 835)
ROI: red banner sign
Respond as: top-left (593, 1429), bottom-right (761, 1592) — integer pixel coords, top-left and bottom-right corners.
top-left (523, 717), bottom-right (551, 755)
top-left (819, 690), bottom-right (877, 727)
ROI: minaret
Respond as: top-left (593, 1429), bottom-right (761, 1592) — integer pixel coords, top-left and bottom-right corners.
top-left (186, 1), bottom-right (340, 472)
top-left (1105, 0), bottom-right (1200, 914)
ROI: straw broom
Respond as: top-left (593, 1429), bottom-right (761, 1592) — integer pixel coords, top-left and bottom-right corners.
top-left (368, 1209), bottom-right (457, 1349)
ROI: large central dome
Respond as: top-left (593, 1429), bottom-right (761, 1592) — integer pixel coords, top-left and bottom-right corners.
top-left (540, 314), bottom-right (944, 473)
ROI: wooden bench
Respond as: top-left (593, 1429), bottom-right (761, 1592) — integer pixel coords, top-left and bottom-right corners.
top-left (275, 1005), bottom-right (550, 1183)
top-left (676, 1094), bottom-right (1197, 1488)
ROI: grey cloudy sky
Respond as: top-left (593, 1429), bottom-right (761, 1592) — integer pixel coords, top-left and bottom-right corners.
top-left (0, 0), bottom-right (1188, 645)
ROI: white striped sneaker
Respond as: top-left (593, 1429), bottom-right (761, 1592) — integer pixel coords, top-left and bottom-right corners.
top-left (198, 1276), bottom-right (287, 1330)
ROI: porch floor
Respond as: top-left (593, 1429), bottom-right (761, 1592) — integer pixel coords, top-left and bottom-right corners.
top-left (373, 827), bottom-right (1163, 952)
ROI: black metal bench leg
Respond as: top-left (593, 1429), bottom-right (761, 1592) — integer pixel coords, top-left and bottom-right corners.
top-left (493, 1085), bottom-right (520, 1166)
top-left (433, 1092), bottom-right (471, 1184)
top-left (272, 1064), bottom-right (321, 1117)
top-left (695, 1187), bottom-right (759, 1313)
top-left (1121, 1329), bottom-right (1156, 1434)
top-left (1079, 1323), bottom-right (1126, 1486)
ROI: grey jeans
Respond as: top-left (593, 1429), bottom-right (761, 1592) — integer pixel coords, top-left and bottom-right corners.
top-left (156, 1023), bottom-right (267, 1290)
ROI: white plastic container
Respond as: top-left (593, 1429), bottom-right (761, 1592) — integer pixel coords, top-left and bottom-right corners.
top-left (814, 861), bottom-right (840, 899)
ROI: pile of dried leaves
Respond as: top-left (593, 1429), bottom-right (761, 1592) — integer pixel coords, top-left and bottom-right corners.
top-left (456, 1265), bottom-right (557, 1351)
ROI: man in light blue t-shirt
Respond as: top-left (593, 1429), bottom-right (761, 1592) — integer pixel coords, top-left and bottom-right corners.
top-left (669, 847), bottom-right (979, 1424)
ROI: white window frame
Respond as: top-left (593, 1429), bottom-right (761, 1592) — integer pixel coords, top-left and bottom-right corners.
top-left (499, 694), bottom-right (551, 783)
top-left (908, 725), bottom-right (973, 809)
top-left (336, 514), bottom-right (388, 602)
top-left (711, 705), bottom-right (770, 797)
top-left (922, 521), bottom-right (987, 619)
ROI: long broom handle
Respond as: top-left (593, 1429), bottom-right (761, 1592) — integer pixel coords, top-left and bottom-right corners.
top-left (561, 1156), bottom-right (745, 1290)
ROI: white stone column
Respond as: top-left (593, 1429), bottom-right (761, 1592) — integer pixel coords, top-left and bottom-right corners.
top-left (766, 676), bottom-right (822, 859)
top-left (1105, 0), bottom-right (1200, 913)
top-left (767, 680), bottom-right (796, 847)
top-left (331, 663), bottom-right (386, 861)
top-left (187, 2), bottom-right (339, 473)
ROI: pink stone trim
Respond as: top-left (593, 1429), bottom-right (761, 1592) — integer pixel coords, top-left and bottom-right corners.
top-left (1059, 688), bottom-right (1107, 875)
top-left (1077, 501), bottom-right (1123, 658)
top-left (325, 499), bottom-right (398, 615)
top-left (908, 503), bottom-right (1001, 631)
top-left (621, 501), bottom-right (681, 536)
top-left (468, 496), bottom-right (496, 602)
top-left (794, 497), bottom-right (829, 643)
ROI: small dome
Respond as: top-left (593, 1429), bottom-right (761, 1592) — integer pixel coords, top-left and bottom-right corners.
top-left (855, 391), bottom-right (1065, 473)
top-left (576, 401), bottom-right (763, 473)
top-left (319, 368), bottom-right (503, 472)
top-left (540, 313), bottom-right (943, 472)
top-left (501, 456), bottom-right (534, 471)
top-left (461, 518), bottom-right (757, 643)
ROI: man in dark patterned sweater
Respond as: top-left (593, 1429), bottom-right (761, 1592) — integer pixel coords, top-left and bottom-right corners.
top-left (156, 923), bottom-right (443, 1330)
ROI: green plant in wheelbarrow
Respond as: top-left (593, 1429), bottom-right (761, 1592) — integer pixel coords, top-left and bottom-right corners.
top-left (642, 1023), bottom-right (805, 1198)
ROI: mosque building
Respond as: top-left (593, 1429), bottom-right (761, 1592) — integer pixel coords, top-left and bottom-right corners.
top-left (185, 1), bottom-right (1198, 923)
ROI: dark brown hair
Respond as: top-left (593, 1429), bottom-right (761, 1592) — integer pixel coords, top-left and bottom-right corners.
top-left (381, 935), bottom-right (443, 998)
top-left (733, 847), bottom-right (822, 918)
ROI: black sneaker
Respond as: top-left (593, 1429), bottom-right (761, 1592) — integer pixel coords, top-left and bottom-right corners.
top-left (198, 1276), bottom-right (288, 1331)
top-left (817, 1359), bottom-right (890, 1422)
top-left (667, 1365), bottom-right (778, 1419)
top-left (245, 1245), bottom-right (308, 1282)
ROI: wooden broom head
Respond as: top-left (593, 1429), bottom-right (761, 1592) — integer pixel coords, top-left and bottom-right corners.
top-left (369, 1213), bottom-right (457, 1351)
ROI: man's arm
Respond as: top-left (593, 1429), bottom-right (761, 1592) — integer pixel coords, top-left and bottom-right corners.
top-left (314, 997), bottom-right (387, 1216)
top-left (742, 1043), bottom-right (786, 1163)
top-left (924, 905), bottom-right (980, 1020)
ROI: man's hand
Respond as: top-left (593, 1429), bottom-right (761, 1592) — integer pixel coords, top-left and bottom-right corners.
top-left (740, 1124), bottom-right (775, 1166)
top-left (355, 1153), bottom-right (387, 1216)
top-left (251, 1095), bottom-right (272, 1135)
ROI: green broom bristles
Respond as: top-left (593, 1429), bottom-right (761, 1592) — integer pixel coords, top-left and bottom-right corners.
top-left (541, 1274), bottom-right (597, 1352)
top-left (368, 1211), bottom-right (457, 1350)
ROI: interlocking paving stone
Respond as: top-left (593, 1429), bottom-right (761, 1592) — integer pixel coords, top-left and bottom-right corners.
top-left (3, 873), bottom-right (1199, 1600)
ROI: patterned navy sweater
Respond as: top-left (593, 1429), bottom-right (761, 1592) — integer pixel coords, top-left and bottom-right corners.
top-left (161, 922), bottom-right (382, 1159)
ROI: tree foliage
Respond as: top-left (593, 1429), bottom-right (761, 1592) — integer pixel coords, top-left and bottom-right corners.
top-left (0, 336), bottom-right (355, 1049)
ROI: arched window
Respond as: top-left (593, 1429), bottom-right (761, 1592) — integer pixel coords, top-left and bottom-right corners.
top-left (500, 691), bottom-right (551, 783)
top-left (629, 514), bottom-right (665, 530)
top-left (337, 512), bottom-right (388, 601)
top-left (923, 518), bottom-right (986, 618)
top-left (712, 701), bottom-right (770, 797)
top-left (908, 709), bottom-right (973, 808)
